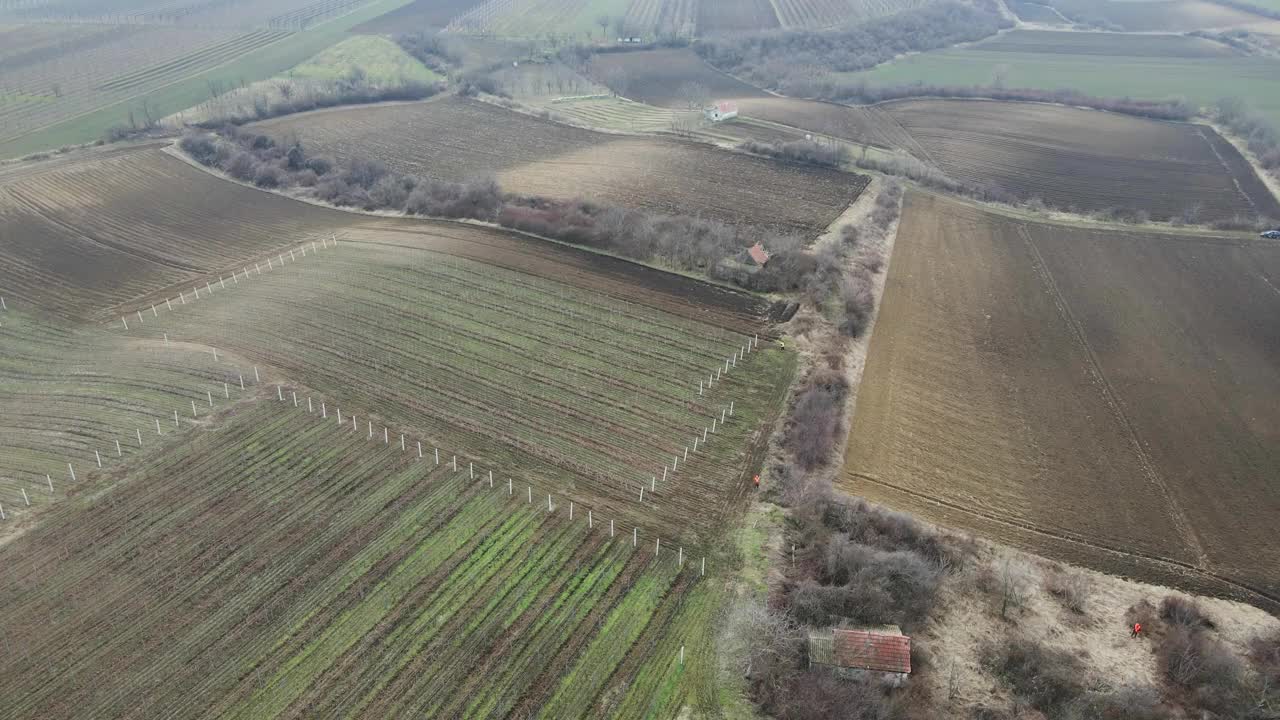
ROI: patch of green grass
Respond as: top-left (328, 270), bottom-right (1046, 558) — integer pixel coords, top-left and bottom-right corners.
top-left (842, 31), bottom-right (1280, 126)
top-left (285, 34), bottom-right (438, 85)
top-left (0, 0), bottom-right (416, 159)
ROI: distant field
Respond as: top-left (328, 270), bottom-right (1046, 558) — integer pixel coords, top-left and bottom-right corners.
top-left (1007, 0), bottom-right (1065, 22)
top-left (352, 0), bottom-right (488, 30)
top-left (843, 191), bottom-right (1280, 611)
top-left (255, 96), bottom-right (866, 235)
top-left (445, 0), bottom-right (633, 37)
top-left (588, 48), bottom-right (766, 106)
top-left (845, 29), bottom-right (1280, 127)
top-left (771, 0), bottom-right (938, 29)
top-left (696, 0), bottom-right (780, 33)
top-left (287, 34), bottom-right (438, 83)
top-left (883, 98), bottom-right (1279, 220)
top-left (0, 0), bottom-right (417, 159)
top-left (1041, 0), bottom-right (1280, 30)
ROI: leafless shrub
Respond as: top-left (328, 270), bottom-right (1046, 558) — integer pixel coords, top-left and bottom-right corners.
top-left (1158, 626), bottom-right (1244, 700)
top-left (1250, 630), bottom-right (1280, 683)
top-left (1061, 686), bottom-right (1174, 720)
top-left (738, 139), bottom-right (849, 169)
top-left (838, 276), bottom-right (874, 337)
top-left (252, 164), bottom-right (284, 188)
top-left (1159, 595), bottom-right (1213, 631)
top-left (981, 634), bottom-right (1086, 715)
top-left (369, 174), bottom-right (414, 210)
top-left (225, 151), bottom-right (257, 181)
top-left (1044, 569), bottom-right (1090, 615)
top-left (783, 368), bottom-right (848, 470)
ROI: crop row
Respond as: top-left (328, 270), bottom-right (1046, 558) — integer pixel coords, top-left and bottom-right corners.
top-left (124, 240), bottom-right (786, 543)
top-left (0, 402), bottom-right (702, 717)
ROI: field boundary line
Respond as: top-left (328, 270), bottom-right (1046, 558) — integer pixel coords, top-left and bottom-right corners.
top-left (845, 470), bottom-right (1280, 613)
top-left (1016, 222), bottom-right (1210, 569)
top-left (1195, 126), bottom-right (1262, 216)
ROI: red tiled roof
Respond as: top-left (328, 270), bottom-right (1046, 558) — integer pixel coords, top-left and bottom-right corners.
top-left (716, 101), bottom-right (738, 113)
top-left (748, 242), bottom-right (769, 265)
top-left (833, 629), bottom-right (911, 674)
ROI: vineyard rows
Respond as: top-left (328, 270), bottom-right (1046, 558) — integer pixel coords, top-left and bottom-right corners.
top-left (120, 239), bottom-right (791, 545)
top-left (0, 403), bottom-right (705, 717)
top-left (771, 0), bottom-right (936, 28)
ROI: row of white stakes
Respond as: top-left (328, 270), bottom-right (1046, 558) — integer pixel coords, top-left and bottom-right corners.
top-left (696, 333), bottom-right (760, 397)
top-left (0, 356), bottom-right (263, 523)
top-left (117, 234), bottom-right (339, 331)
top-left (273, 384), bottom-right (708, 576)
top-left (642, 400), bottom-right (737, 501)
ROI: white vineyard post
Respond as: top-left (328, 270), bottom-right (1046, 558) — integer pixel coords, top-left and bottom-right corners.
top-left (95, 451), bottom-right (102, 468)
top-left (151, 305), bottom-right (157, 317)
top-left (239, 374), bottom-right (245, 390)
top-left (701, 557), bottom-right (705, 576)
top-left (729, 401), bottom-right (734, 416)
top-left (219, 276), bottom-right (225, 289)
top-left (21, 489), bottom-right (29, 507)
top-left (0, 503), bottom-right (5, 521)
top-left (121, 317), bottom-right (128, 330)
top-left (156, 418), bottom-right (162, 435)
top-left (698, 379), bottom-right (703, 396)
top-left (180, 292), bottom-right (186, 305)
top-left (353, 416), bottom-right (358, 432)
top-left (611, 519), bottom-right (615, 537)
top-left (703, 428), bottom-right (708, 442)
top-left (115, 439), bottom-right (122, 457)
top-left (684, 446), bottom-right (688, 461)
top-left (225, 383), bottom-right (231, 399)
top-left (401, 434), bottom-right (405, 451)
top-left (0, 297), bottom-right (5, 310)
top-left (267, 258), bottom-right (273, 270)
top-left (508, 477), bottom-right (513, 495)
top-left (322, 403), bottom-right (327, 418)
top-left (337, 408), bottom-right (343, 424)
top-left (469, 462), bottom-right (474, 479)
top-left (661, 466), bottom-right (667, 482)
top-left (292, 392), bottom-right (298, 408)
top-left (307, 397), bottom-right (312, 412)
top-left (206, 281), bottom-right (212, 295)
top-left (174, 410), bottom-right (179, 427)
top-left (435, 448), bottom-right (440, 465)
top-left (136, 310), bottom-right (143, 325)
top-left (136, 428), bottom-right (142, 447)
top-left (452, 455), bottom-right (457, 472)
top-left (488, 470), bottom-right (493, 487)
top-left (256, 263), bottom-right (261, 274)
top-left (633, 527), bottom-right (637, 547)
top-left (367, 420), bottom-right (372, 438)
top-left (192, 400), bottom-right (198, 417)
top-left (277, 386), bottom-right (283, 401)
top-left (680, 646), bottom-right (685, 666)
top-left (547, 494), bottom-right (552, 512)
top-left (163, 333), bottom-right (168, 345)
top-left (212, 348), bottom-right (218, 362)
top-left (527, 486), bottom-right (532, 503)
top-left (679, 547), bottom-right (683, 567)
top-left (418, 441), bottom-right (422, 459)
top-left (289, 249), bottom-right (295, 261)
top-left (46, 475), bottom-right (53, 493)
top-left (656, 536), bottom-right (660, 555)
top-left (692, 437), bottom-right (698, 452)
top-left (673, 454), bottom-right (678, 472)
top-left (588, 510), bottom-right (593, 528)
top-left (721, 408), bottom-right (726, 423)
top-left (384, 427), bottom-right (389, 444)
top-left (254, 366), bottom-right (260, 383)
top-left (68, 463), bottom-right (76, 482)
top-left (166, 298), bottom-right (172, 311)
top-left (639, 486), bottom-right (644, 503)
top-left (569, 502), bottom-right (573, 519)
top-left (651, 476), bottom-right (655, 492)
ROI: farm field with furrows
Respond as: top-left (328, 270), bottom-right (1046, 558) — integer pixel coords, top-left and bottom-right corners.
top-left (621, 0), bottom-right (696, 37)
top-left (1036, 0), bottom-right (1280, 31)
top-left (0, 146), bottom-right (354, 320)
top-left (444, 0), bottom-right (631, 37)
top-left (588, 48), bottom-right (767, 107)
top-left (883, 99), bottom-right (1280, 220)
top-left (696, 0), bottom-right (778, 33)
top-left (842, 192), bottom-right (1280, 612)
top-left (771, 0), bottom-right (937, 29)
top-left (0, 404), bottom-right (711, 718)
top-left (845, 29), bottom-right (1280, 126)
top-left (351, 0), bottom-right (487, 31)
top-left (255, 97), bottom-right (863, 234)
top-left (0, 308), bottom-right (258, 520)
top-left (116, 235), bottom-right (793, 546)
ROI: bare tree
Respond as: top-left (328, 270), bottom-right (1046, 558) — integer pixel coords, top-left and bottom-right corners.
top-left (612, 16), bottom-right (628, 40)
top-left (596, 14), bottom-right (611, 41)
top-left (676, 81), bottom-right (710, 111)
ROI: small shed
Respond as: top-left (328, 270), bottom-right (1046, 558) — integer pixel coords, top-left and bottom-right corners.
top-left (810, 627), bottom-right (911, 679)
top-left (748, 242), bottom-right (770, 267)
top-left (703, 101), bottom-right (739, 122)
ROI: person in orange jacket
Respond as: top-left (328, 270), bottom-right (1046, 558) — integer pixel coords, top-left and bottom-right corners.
top-left (1130, 622), bottom-right (1142, 638)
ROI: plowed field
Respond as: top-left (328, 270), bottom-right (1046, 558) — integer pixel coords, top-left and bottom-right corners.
top-left (0, 145), bottom-right (353, 321)
top-left (697, 0), bottom-right (780, 32)
top-left (884, 99), bottom-right (1280, 221)
top-left (842, 192), bottom-right (1280, 612)
top-left (588, 49), bottom-right (767, 107)
top-left (254, 96), bottom-right (864, 235)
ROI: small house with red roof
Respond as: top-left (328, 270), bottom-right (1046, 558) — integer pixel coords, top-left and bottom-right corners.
top-left (809, 627), bottom-right (912, 682)
top-left (748, 242), bottom-right (770, 267)
top-left (703, 101), bottom-right (739, 122)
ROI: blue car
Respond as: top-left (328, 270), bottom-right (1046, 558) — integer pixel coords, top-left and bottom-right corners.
top-left (1263, 230), bottom-right (1280, 239)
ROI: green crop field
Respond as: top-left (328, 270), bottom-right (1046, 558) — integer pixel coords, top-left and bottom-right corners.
top-left (0, 145), bottom-right (795, 714)
top-left (0, 0), bottom-right (417, 160)
top-left (286, 34), bottom-right (439, 84)
top-left (843, 29), bottom-right (1280, 126)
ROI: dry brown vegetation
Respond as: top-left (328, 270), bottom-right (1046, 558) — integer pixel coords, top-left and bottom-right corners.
top-left (843, 192), bottom-right (1280, 613)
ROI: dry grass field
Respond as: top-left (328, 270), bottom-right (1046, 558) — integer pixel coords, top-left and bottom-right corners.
top-left (842, 191), bottom-right (1280, 612)
top-left (254, 96), bottom-right (865, 235)
top-left (1040, 0), bottom-right (1280, 31)
top-left (884, 99), bottom-right (1280, 221)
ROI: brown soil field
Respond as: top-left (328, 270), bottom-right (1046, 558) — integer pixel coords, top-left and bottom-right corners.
top-left (588, 49), bottom-right (768, 107)
top-left (697, 0), bottom-right (781, 32)
top-left (352, 0), bottom-right (487, 30)
top-left (884, 99), bottom-right (1280, 221)
top-left (0, 146), bottom-right (353, 321)
top-left (735, 97), bottom-right (920, 151)
top-left (255, 96), bottom-right (864, 235)
top-left (842, 191), bottom-right (1280, 612)
top-left (1045, 0), bottom-right (1280, 31)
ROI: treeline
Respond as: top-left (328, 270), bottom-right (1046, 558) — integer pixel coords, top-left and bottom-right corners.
top-left (826, 82), bottom-right (1197, 122)
top-left (1215, 97), bottom-right (1280, 180)
top-left (194, 77), bottom-right (443, 127)
top-left (394, 33), bottom-right (463, 75)
top-left (178, 128), bottom-right (823, 287)
top-left (695, 3), bottom-right (1011, 90)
